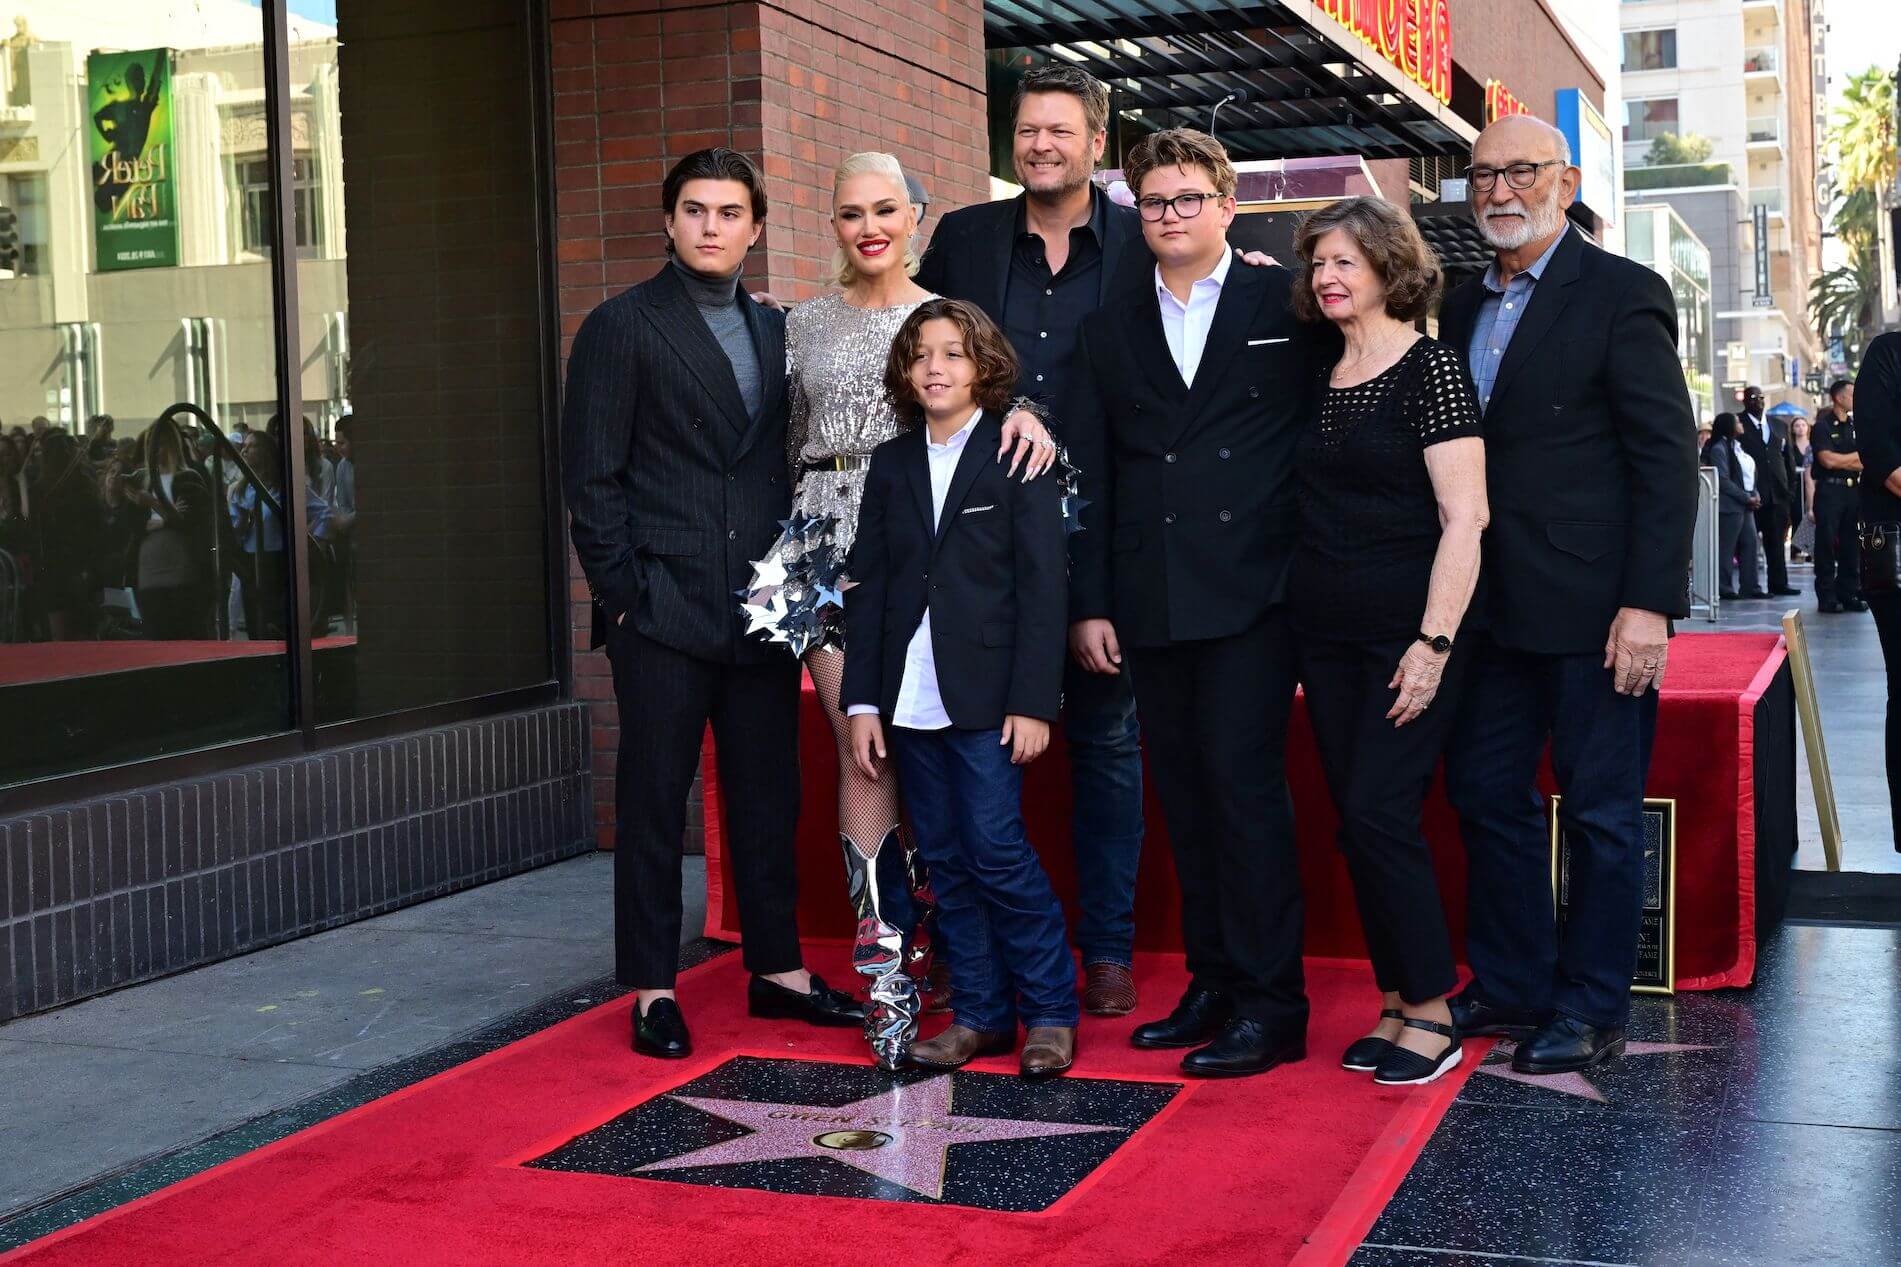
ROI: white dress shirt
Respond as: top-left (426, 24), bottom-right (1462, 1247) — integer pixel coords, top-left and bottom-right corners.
top-left (1155, 245), bottom-right (1232, 385)
top-left (1749, 410), bottom-right (1771, 446)
top-left (1736, 446), bottom-right (1757, 495)
top-left (848, 409), bottom-right (983, 731)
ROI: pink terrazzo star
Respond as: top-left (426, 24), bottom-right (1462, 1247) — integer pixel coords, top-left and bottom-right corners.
top-left (1473, 1039), bottom-right (1717, 1103)
top-left (638, 1074), bottom-right (1120, 1199)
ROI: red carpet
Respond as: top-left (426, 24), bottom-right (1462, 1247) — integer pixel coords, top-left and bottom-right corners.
top-left (1, 948), bottom-right (1476, 1267)
top-left (706, 631), bottom-right (1791, 991)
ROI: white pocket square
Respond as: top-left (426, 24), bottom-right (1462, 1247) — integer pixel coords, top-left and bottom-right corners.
top-left (961, 504), bottom-right (996, 514)
top-left (1248, 337), bottom-right (1290, 346)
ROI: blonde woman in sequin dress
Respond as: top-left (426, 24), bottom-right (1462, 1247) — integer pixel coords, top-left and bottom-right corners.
top-left (748, 152), bottom-right (1057, 1068)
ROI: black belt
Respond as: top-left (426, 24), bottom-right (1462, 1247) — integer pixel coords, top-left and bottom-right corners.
top-left (1816, 474), bottom-right (1860, 487)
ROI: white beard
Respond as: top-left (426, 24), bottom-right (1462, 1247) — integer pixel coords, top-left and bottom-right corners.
top-left (1474, 194), bottom-right (1565, 250)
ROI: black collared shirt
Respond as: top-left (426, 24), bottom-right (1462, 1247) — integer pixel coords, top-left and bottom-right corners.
top-left (1001, 189), bottom-right (1107, 434)
top-left (1815, 407), bottom-right (1859, 481)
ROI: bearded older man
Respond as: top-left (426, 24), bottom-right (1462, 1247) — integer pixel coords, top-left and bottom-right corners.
top-left (1436, 115), bottom-right (1699, 1075)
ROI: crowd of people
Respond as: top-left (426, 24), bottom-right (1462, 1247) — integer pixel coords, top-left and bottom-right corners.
top-left (563, 64), bottom-right (1718, 1092)
top-left (0, 411), bottom-right (357, 646)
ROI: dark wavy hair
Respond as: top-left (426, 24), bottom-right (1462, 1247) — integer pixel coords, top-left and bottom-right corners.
top-left (883, 299), bottom-right (1020, 427)
top-left (661, 147), bottom-right (767, 222)
top-left (1291, 195), bottom-right (1443, 324)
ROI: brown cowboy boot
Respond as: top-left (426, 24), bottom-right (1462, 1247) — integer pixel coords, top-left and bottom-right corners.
top-left (907, 1023), bottom-right (1014, 1071)
top-left (1083, 963), bottom-right (1137, 1017)
top-left (1020, 1026), bottom-right (1076, 1081)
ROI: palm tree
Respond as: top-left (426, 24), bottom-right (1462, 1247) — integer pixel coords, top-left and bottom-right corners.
top-left (1810, 254), bottom-right (1878, 367)
top-left (1833, 68), bottom-right (1897, 197)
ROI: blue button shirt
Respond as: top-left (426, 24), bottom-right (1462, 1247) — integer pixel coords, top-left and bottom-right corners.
top-left (1467, 223), bottom-right (1570, 415)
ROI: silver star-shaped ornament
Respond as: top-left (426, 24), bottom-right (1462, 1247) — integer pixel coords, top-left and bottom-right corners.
top-left (1062, 494), bottom-right (1091, 535)
top-left (742, 601), bottom-right (781, 637)
top-left (815, 585), bottom-right (844, 609)
top-left (1473, 1038), bottom-right (1717, 1103)
top-left (749, 557), bottom-right (788, 589)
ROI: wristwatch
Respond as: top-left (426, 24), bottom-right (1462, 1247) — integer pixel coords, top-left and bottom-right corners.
top-left (1417, 631), bottom-right (1453, 654)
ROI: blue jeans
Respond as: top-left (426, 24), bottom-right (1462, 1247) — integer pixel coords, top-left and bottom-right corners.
top-left (890, 725), bottom-right (1079, 1033)
top-left (1443, 638), bottom-right (1660, 1028)
top-left (1061, 657), bottom-right (1145, 966)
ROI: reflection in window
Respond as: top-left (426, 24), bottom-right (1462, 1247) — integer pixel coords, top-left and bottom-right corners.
top-left (237, 156), bottom-right (321, 257)
top-left (0, 7), bottom-right (294, 786)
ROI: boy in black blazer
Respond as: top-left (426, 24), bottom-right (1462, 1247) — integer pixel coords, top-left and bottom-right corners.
top-left (842, 299), bottom-right (1078, 1080)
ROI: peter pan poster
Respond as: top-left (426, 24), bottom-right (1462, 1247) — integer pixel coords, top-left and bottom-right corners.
top-left (87, 48), bottom-right (179, 271)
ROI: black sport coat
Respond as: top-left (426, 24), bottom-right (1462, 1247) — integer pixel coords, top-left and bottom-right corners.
top-left (914, 189), bottom-right (1151, 325)
top-left (841, 413), bottom-right (1067, 728)
top-left (1066, 257), bottom-right (1334, 649)
top-left (1437, 227), bottom-right (1699, 655)
top-left (560, 262), bottom-right (791, 661)
top-left (1735, 410), bottom-right (1798, 507)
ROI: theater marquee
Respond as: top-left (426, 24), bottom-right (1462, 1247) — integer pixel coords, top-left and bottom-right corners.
top-left (1312, 0), bottom-right (1453, 104)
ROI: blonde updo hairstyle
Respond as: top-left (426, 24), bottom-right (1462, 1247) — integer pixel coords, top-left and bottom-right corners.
top-left (831, 151), bottom-right (921, 288)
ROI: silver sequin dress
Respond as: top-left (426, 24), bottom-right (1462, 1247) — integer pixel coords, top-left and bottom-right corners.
top-left (738, 291), bottom-right (931, 657)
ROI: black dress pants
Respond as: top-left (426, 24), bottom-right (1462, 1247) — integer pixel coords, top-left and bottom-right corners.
top-left (1443, 637), bottom-right (1659, 1028)
top-left (1298, 634), bottom-right (1471, 1004)
top-left (1127, 610), bottom-right (1307, 1034)
top-left (1812, 482), bottom-right (1862, 603)
top-left (1871, 591), bottom-right (1901, 850)
top-left (1756, 500), bottom-right (1792, 592)
top-left (606, 620), bottom-right (803, 988)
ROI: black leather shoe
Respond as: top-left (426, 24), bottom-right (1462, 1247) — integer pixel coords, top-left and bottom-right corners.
top-left (1130, 987), bottom-right (1233, 1049)
top-left (1820, 598), bottom-right (1844, 613)
top-left (1739, 589), bottom-right (1768, 599)
top-left (633, 997), bottom-right (691, 1058)
top-left (1181, 1017), bottom-right (1305, 1078)
top-left (1448, 990), bottom-right (1544, 1039)
top-left (1771, 586), bottom-right (1801, 597)
top-left (1511, 1016), bottom-right (1626, 1074)
top-left (1373, 1017), bottom-right (1463, 1086)
top-left (748, 973), bottom-right (867, 1028)
top-left (1341, 1008), bottom-right (1402, 1073)
top-left (1718, 590), bottom-right (1742, 600)
top-left (1844, 597), bottom-right (1870, 612)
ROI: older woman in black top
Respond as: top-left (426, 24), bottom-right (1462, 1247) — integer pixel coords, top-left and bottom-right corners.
top-left (1290, 197), bottom-right (1488, 1086)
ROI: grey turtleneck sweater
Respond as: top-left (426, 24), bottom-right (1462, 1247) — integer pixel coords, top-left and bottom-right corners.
top-left (672, 256), bottom-right (763, 421)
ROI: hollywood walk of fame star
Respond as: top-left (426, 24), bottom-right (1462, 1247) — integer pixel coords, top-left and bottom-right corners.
top-left (638, 1073), bottom-right (1121, 1199)
top-left (1472, 1038), bottom-right (1717, 1104)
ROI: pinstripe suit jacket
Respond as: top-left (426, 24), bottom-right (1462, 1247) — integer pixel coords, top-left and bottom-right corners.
top-left (561, 262), bottom-right (792, 662)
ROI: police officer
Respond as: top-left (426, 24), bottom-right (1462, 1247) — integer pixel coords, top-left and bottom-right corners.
top-left (1812, 378), bottom-right (1867, 613)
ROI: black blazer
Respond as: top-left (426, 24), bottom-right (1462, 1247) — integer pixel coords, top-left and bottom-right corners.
top-left (841, 413), bottom-right (1067, 728)
top-left (560, 263), bottom-right (791, 661)
top-left (1735, 411), bottom-right (1797, 507)
top-left (915, 189), bottom-right (1152, 329)
top-left (1066, 258), bottom-right (1333, 649)
top-left (1438, 228), bottom-right (1699, 655)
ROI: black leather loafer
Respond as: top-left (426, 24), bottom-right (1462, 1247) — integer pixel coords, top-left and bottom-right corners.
top-left (1511, 1016), bottom-right (1626, 1074)
top-left (633, 997), bottom-right (691, 1058)
top-left (1342, 1008), bottom-right (1403, 1072)
top-left (1130, 987), bottom-right (1234, 1049)
top-left (747, 973), bottom-right (867, 1028)
top-left (1448, 990), bottom-right (1545, 1039)
top-left (1180, 1018), bottom-right (1305, 1078)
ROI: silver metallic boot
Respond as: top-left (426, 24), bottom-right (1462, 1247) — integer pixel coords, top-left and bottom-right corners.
top-left (841, 828), bottom-right (921, 1070)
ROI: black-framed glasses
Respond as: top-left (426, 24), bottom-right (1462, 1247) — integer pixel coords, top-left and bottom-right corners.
top-left (1464, 160), bottom-right (1563, 192)
top-left (1135, 191), bottom-right (1219, 221)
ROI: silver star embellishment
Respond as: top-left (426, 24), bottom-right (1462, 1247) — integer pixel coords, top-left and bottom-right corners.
top-left (639, 1073), bottom-right (1119, 1200)
top-left (1473, 1038), bottom-right (1717, 1103)
top-left (748, 557), bottom-right (788, 590)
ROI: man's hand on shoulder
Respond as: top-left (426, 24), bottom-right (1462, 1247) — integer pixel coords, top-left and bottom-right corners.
top-left (1235, 247), bottom-right (1280, 268)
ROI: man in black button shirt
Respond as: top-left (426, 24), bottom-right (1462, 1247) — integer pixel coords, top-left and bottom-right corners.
top-left (916, 65), bottom-right (1148, 1018)
top-left (1812, 379), bottom-right (1866, 612)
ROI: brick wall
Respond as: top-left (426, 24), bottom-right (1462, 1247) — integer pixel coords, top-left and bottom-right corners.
top-left (547, 0), bottom-right (991, 848)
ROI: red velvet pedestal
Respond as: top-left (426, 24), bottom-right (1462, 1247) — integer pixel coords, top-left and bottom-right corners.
top-left (704, 632), bottom-right (1792, 992)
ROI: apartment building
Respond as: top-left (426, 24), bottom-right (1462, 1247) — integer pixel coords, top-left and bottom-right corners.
top-left (1619, 0), bottom-right (1825, 406)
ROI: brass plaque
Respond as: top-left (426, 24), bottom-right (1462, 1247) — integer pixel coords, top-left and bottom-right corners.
top-left (1549, 796), bottom-right (1677, 995)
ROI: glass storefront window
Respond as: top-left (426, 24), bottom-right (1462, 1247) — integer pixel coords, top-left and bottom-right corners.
top-left (0, 5), bottom-right (295, 786)
top-left (0, 0), bottom-right (555, 789)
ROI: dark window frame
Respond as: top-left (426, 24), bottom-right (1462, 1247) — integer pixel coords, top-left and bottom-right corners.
top-left (0, 0), bottom-right (570, 816)
top-left (1621, 28), bottom-right (1678, 73)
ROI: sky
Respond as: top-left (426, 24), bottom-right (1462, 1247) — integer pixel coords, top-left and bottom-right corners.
top-left (1824, 0), bottom-right (1901, 114)
top-left (247, 0), bottom-right (337, 23)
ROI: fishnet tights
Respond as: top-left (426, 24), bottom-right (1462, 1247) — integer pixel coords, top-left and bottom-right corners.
top-left (804, 647), bottom-right (902, 859)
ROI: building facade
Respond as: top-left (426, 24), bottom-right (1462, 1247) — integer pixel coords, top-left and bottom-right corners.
top-left (1619, 0), bottom-right (1826, 405)
top-left (1, 0), bottom-right (1629, 1023)
top-left (1627, 201), bottom-right (1718, 419)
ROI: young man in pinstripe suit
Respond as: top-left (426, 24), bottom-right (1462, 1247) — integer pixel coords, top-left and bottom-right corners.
top-left (561, 150), bottom-right (865, 1059)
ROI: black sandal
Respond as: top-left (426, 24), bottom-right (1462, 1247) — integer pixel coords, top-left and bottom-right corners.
top-left (1373, 1017), bottom-right (1463, 1086)
top-left (1341, 1008), bottom-right (1404, 1072)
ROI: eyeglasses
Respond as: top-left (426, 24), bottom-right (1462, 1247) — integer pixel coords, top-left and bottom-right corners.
top-left (1136, 191), bottom-right (1220, 222)
top-left (1464, 160), bottom-right (1563, 192)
